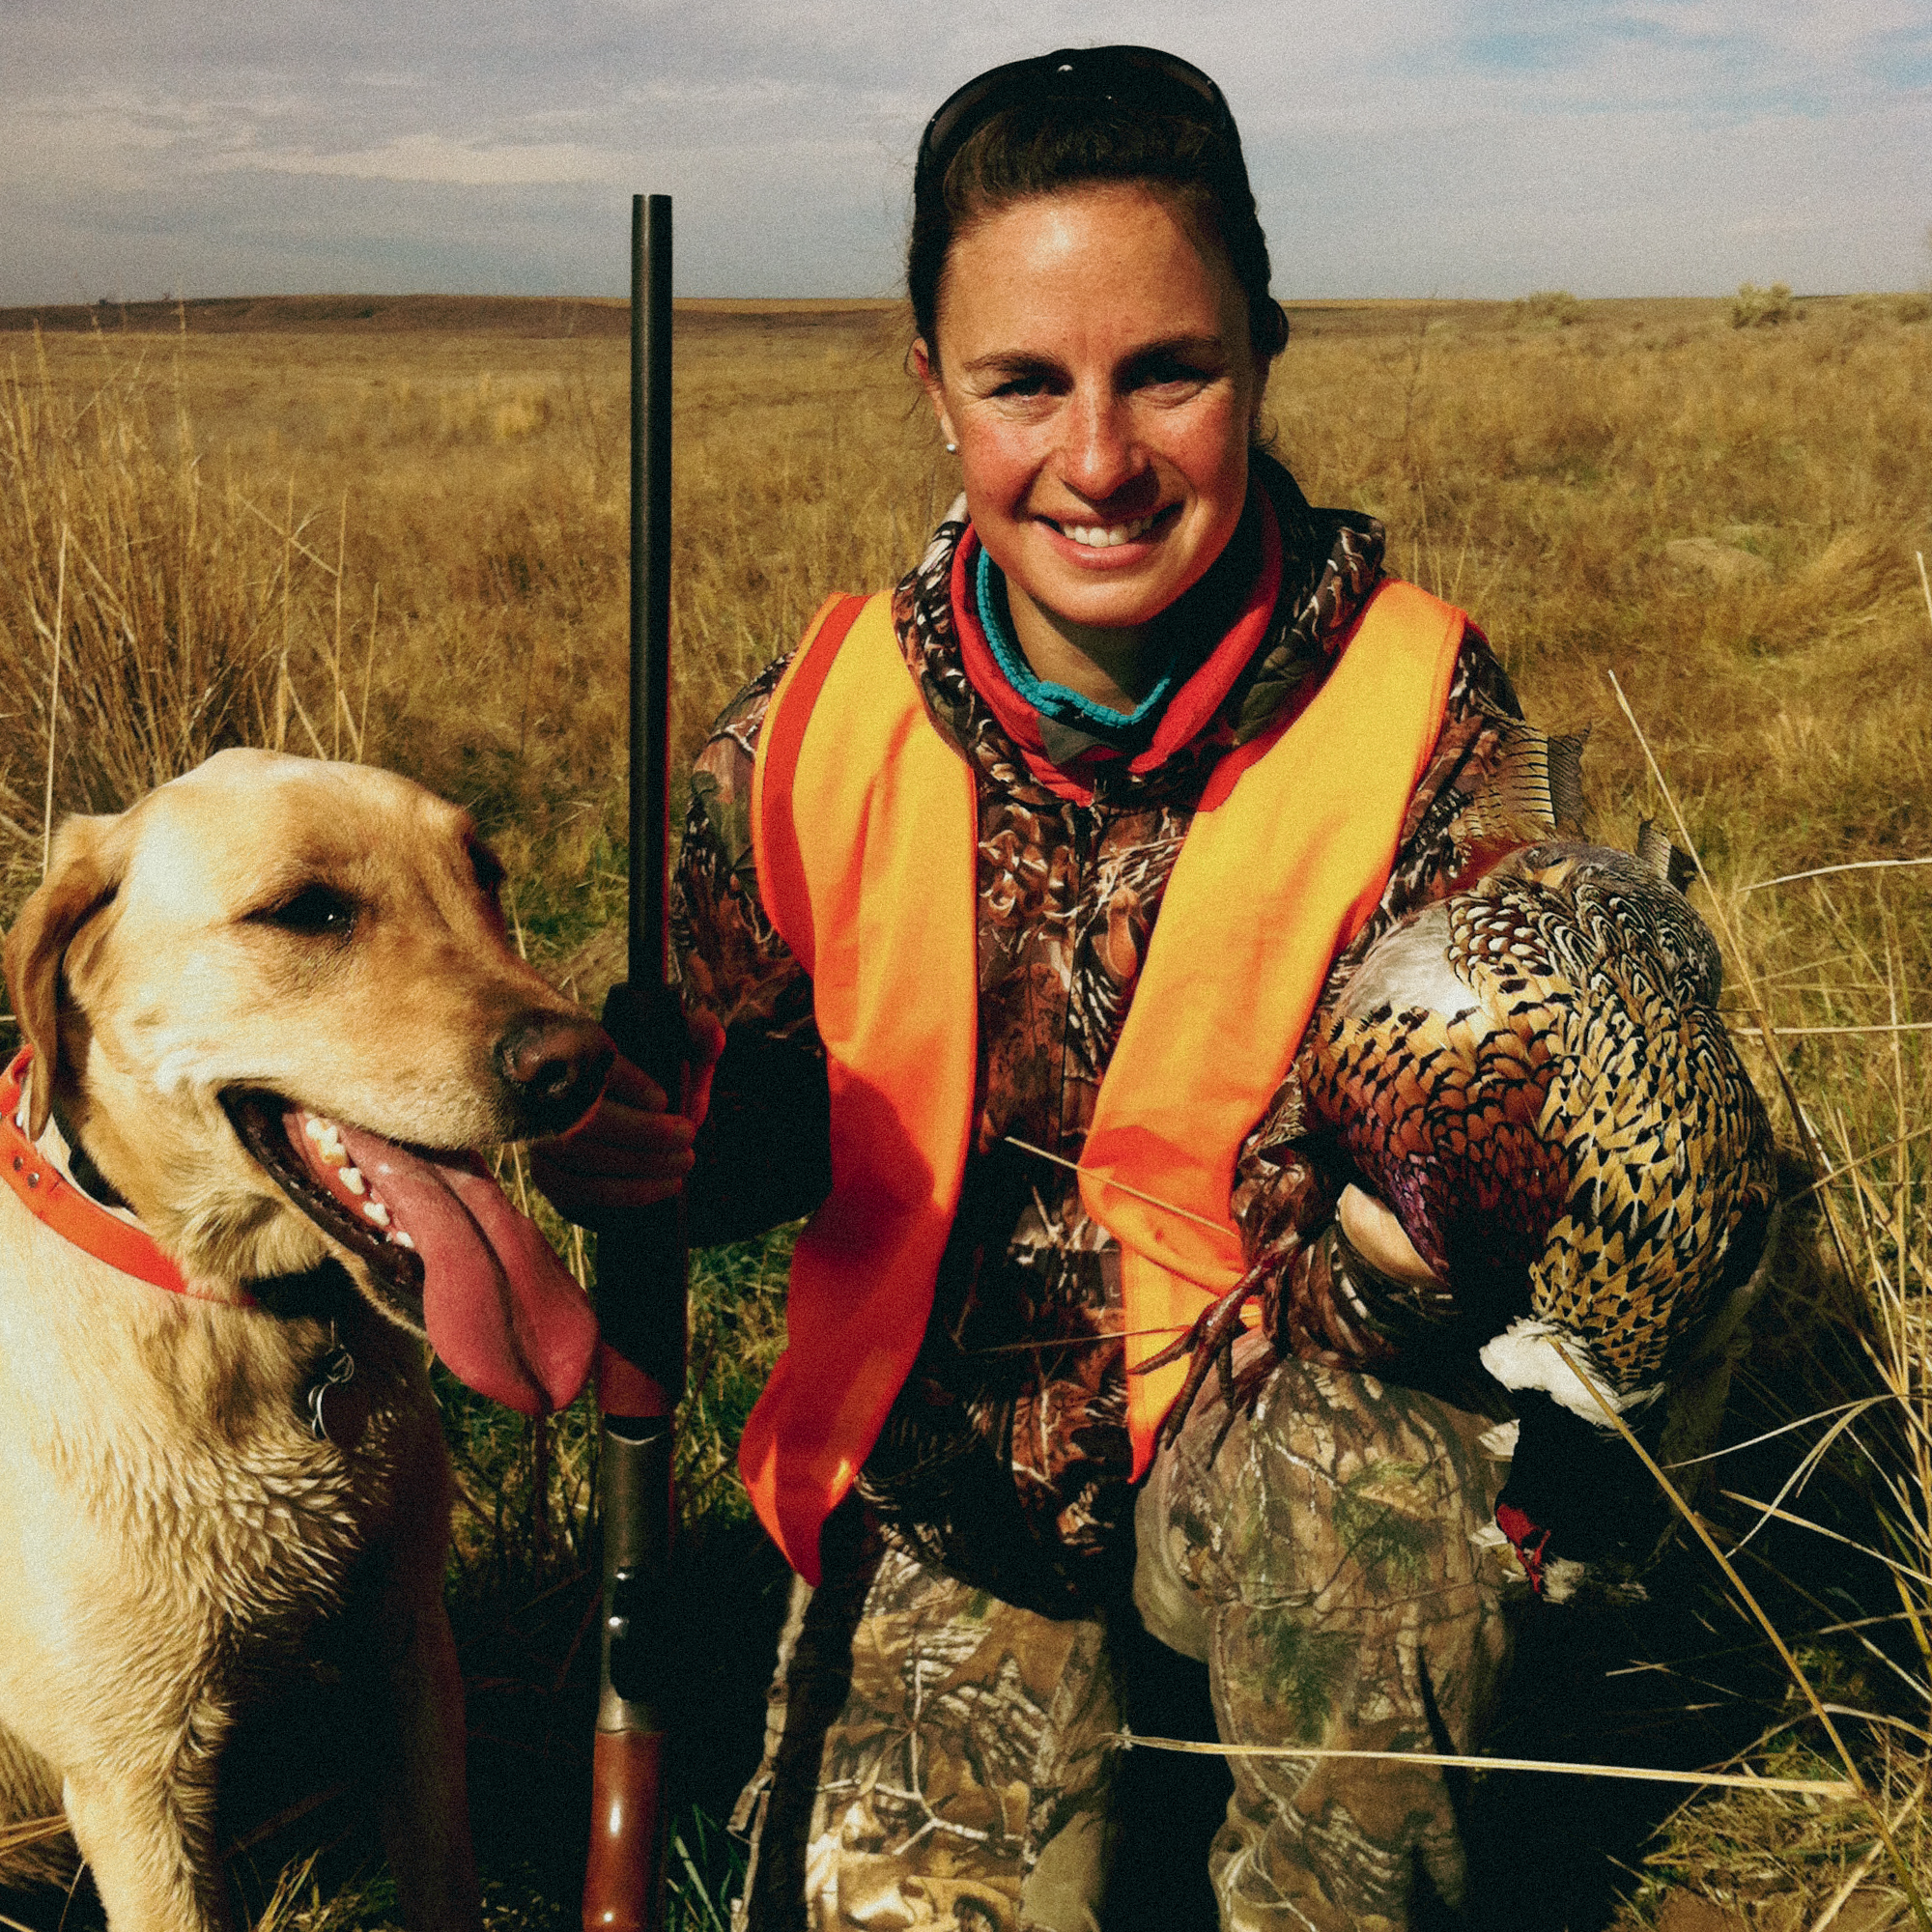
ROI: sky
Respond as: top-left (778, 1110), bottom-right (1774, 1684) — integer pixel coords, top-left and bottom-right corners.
top-left (5, 0), bottom-right (1928, 306)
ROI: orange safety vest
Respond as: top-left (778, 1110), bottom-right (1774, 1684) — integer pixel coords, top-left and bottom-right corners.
top-left (742, 578), bottom-right (1466, 1580)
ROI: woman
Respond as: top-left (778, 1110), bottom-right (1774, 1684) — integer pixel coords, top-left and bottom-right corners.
top-left (539, 46), bottom-right (1775, 1931)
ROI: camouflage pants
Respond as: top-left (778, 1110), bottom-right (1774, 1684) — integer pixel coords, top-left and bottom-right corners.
top-left (731, 1339), bottom-right (1520, 1931)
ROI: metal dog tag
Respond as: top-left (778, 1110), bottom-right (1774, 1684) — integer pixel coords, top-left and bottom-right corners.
top-left (306, 1341), bottom-right (362, 1446)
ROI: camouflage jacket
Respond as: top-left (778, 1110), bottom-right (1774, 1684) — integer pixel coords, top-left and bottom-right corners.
top-left (674, 455), bottom-right (1775, 1612)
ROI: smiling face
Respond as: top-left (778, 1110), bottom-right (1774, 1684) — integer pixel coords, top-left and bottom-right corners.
top-left (914, 183), bottom-right (1264, 690)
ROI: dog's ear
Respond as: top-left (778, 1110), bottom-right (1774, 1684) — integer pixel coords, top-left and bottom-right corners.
top-left (4, 813), bottom-right (128, 1137)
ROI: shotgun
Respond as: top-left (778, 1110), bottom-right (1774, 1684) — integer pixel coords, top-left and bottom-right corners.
top-left (583, 191), bottom-right (681, 1932)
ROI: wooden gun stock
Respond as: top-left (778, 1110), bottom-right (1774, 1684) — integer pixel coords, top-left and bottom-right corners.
top-left (584, 1729), bottom-right (668, 1932)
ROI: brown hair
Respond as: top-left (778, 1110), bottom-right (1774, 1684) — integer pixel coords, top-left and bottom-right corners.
top-left (908, 70), bottom-right (1289, 370)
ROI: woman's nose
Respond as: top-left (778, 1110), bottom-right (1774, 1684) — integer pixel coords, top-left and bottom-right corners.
top-left (1059, 390), bottom-right (1142, 502)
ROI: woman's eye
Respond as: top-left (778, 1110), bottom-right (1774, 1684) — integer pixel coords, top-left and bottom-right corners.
top-left (1136, 356), bottom-right (1210, 391)
top-left (253, 884), bottom-right (356, 937)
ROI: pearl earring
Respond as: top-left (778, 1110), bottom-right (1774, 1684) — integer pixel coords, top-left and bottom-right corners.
top-left (945, 441), bottom-right (957, 453)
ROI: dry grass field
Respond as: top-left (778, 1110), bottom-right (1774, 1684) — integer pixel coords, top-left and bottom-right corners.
top-left (0, 287), bottom-right (1928, 1930)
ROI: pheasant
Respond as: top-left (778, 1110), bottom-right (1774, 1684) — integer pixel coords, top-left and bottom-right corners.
top-left (1150, 821), bottom-right (1777, 1598)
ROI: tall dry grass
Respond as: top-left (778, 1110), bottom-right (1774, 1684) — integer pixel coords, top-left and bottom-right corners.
top-left (0, 291), bottom-right (1927, 1927)
top-left (0, 330), bottom-right (355, 867)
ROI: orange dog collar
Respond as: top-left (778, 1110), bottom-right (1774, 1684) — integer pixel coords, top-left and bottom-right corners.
top-left (0, 1047), bottom-right (245, 1302)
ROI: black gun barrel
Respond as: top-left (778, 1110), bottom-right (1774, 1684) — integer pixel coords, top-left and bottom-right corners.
top-left (584, 190), bottom-right (682, 1932)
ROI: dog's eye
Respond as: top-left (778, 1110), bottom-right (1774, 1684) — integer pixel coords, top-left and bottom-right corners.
top-left (469, 842), bottom-right (506, 903)
top-left (254, 885), bottom-right (356, 937)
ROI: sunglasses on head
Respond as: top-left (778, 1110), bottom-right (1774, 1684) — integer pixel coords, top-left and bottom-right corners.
top-left (916, 45), bottom-right (1236, 189)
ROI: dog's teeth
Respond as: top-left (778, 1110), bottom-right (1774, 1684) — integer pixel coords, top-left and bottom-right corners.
top-left (387, 1229), bottom-right (415, 1250)
top-left (362, 1201), bottom-right (390, 1227)
top-left (302, 1117), bottom-right (326, 1143)
top-left (339, 1165), bottom-right (365, 1195)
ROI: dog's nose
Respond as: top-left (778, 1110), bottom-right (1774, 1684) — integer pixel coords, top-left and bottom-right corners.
top-left (496, 1013), bottom-right (615, 1136)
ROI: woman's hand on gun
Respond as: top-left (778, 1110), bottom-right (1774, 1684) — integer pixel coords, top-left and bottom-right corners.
top-left (530, 1009), bottom-right (724, 1226)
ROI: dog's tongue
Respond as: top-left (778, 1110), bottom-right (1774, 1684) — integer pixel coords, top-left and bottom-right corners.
top-left (330, 1122), bottom-right (598, 1417)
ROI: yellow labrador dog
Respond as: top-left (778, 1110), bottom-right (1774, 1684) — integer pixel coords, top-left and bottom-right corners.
top-left (0, 749), bottom-right (612, 1932)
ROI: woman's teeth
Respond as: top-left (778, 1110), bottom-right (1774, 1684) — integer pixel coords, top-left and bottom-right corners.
top-left (1060, 513), bottom-right (1157, 549)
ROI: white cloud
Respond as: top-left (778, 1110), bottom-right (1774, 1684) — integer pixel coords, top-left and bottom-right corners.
top-left (1, 0), bottom-right (1926, 303)
top-left (231, 135), bottom-right (627, 188)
